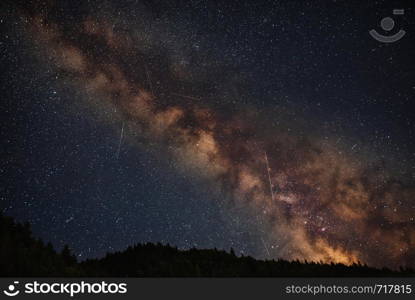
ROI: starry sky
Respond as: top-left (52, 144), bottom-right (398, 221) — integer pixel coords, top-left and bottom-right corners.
top-left (1, 0), bottom-right (415, 269)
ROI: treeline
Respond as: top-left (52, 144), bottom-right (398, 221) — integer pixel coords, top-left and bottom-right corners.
top-left (0, 213), bottom-right (81, 276)
top-left (1, 213), bottom-right (413, 277)
top-left (81, 244), bottom-right (413, 277)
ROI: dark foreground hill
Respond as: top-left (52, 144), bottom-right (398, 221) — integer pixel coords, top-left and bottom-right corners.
top-left (1, 213), bottom-right (413, 277)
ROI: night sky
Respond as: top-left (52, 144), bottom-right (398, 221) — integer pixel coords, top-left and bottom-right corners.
top-left (1, 0), bottom-right (415, 269)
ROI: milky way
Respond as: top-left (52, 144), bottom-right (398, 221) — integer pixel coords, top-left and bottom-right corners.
top-left (3, 1), bottom-right (415, 269)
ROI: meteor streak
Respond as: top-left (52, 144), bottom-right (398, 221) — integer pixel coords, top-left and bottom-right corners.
top-left (171, 93), bottom-right (202, 101)
top-left (264, 151), bottom-right (275, 204)
top-left (144, 63), bottom-right (154, 96)
top-left (116, 122), bottom-right (125, 160)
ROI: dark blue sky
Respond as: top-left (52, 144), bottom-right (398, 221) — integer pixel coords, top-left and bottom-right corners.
top-left (1, 0), bottom-right (414, 267)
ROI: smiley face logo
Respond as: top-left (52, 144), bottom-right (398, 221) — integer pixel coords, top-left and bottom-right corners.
top-left (3, 281), bottom-right (20, 297)
top-left (369, 9), bottom-right (406, 43)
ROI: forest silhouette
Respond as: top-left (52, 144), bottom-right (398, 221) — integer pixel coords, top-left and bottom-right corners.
top-left (1, 213), bottom-right (413, 277)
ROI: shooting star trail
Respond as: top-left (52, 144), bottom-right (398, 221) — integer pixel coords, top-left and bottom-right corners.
top-left (264, 151), bottom-right (275, 203)
top-left (144, 63), bottom-right (154, 96)
top-left (116, 122), bottom-right (125, 159)
top-left (171, 92), bottom-right (202, 101)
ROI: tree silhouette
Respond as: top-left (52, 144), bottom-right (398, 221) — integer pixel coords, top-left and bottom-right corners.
top-left (1, 213), bottom-right (413, 277)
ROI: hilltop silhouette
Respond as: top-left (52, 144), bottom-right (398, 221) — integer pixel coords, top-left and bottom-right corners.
top-left (1, 213), bottom-right (413, 277)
